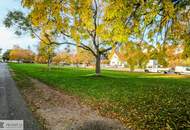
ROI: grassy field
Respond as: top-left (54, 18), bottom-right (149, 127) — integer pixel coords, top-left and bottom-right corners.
top-left (9, 63), bottom-right (190, 129)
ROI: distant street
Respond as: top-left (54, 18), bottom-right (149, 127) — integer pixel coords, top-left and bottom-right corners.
top-left (0, 63), bottom-right (40, 130)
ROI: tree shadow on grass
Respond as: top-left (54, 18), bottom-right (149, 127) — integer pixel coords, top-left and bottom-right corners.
top-left (70, 120), bottom-right (128, 130)
top-left (81, 73), bottom-right (108, 78)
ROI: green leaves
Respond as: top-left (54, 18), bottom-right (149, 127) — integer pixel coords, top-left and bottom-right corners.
top-left (4, 11), bottom-right (33, 36)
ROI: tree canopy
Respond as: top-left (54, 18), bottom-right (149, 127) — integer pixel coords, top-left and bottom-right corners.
top-left (3, 0), bottom-right (190, 74)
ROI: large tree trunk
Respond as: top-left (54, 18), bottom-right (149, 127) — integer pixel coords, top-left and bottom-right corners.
top-left (95, 54), bottom-right (101, 76)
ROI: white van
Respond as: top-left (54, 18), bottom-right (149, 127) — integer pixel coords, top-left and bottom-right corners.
top-left (175, 66), bottom-right (190, 75)
top-left (145, 59), bottom-right (159, 73)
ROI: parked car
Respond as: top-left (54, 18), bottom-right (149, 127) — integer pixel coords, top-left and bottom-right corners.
top-left (145, 67), bottom-right (172, 73)
top-left (175, 66), bottom-right (190, 75)
top-left (145, 67), bottom-right (158, 73)
top-left (158, 68), bottom-right (172, 74)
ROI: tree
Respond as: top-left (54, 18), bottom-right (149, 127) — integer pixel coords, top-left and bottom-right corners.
top-left (4, 11), bottom-right (58, 68)
top-left (77, 48), bottom-right (95, 66)
top-left (20, 0), bottom-right (120, 75)
top-left (165, 44), bottom-right (183, 67)
top-left (120, 42), bottom-right (153, 71)
top-left (37, 33), bottom-right (57, 69)
top-left (105, 0), bottom-right (189, 39)
top-left (2, 50), bottom-right (11, 62)
top-left (34, 55), bottom-right (47, 64)
top-left (182, 42), bottom-right (190, 58)
top-left (9, 46), bottom-right (34, 63)
top-left (105, 0), bottom-right (190, 67)
top-left (53, 52), bottom-right (71, 65)
top-left (120, 42), bottom-right (138, 71)
top-left (5, 0), bottom-right (190, 75)
top-left (154, 43), bottom-right (169, 67)
top-left (71, 54), bottom-right (81, 67)
top-left (182, 58), bottom-right (190, 66)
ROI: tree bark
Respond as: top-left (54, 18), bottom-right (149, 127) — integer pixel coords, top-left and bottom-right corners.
top-left (95, 54), bottom-right (101, 76)
top-left (47, 56), bottom-right (51, 71)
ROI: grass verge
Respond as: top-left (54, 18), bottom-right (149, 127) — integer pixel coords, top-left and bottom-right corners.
top-left (9, 63), bottom-right (190, 129)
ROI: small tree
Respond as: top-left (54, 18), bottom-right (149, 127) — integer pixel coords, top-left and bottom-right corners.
top-left (34, 55), bottom-right (47, 64)
top-left (77, 48), bottom-right (95, 66)
top-left (37, 33), bottom-right (57, 69)
top-left (53, 52), bottom-right (71, 65)
top-left (155, 43), bottom-right (169, 67)
top-left (9, 45), bottom-right (34, 63)
top-left (121, 42), bottom-right (152, 71)
top-left (2, 50), bottom-right (11, 62)
top-left (125, 43), bottom-right (138, 72)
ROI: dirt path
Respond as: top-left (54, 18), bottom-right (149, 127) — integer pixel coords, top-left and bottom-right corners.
top-left (23, 78), bottom-right (128, 130)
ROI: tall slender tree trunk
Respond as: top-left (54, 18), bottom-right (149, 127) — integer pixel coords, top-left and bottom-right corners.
top-left (95, 54), bottom-right (101, 76)
top-left (47, 56), bottom-right (51, 71)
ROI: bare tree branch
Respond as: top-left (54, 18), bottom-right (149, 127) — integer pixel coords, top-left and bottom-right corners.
top-left (53, 41), bottom-right (97, 57)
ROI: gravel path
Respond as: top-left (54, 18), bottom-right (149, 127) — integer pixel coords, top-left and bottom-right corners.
top-left (0, 63), bottom-right (41, 130)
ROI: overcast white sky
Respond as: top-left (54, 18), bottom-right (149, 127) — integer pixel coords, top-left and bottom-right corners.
top-left (0, 0), bottom-right (38, 53)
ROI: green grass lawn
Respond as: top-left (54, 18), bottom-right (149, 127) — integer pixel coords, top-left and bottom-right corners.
top-left (9, 63), bottom-right (190, 129)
